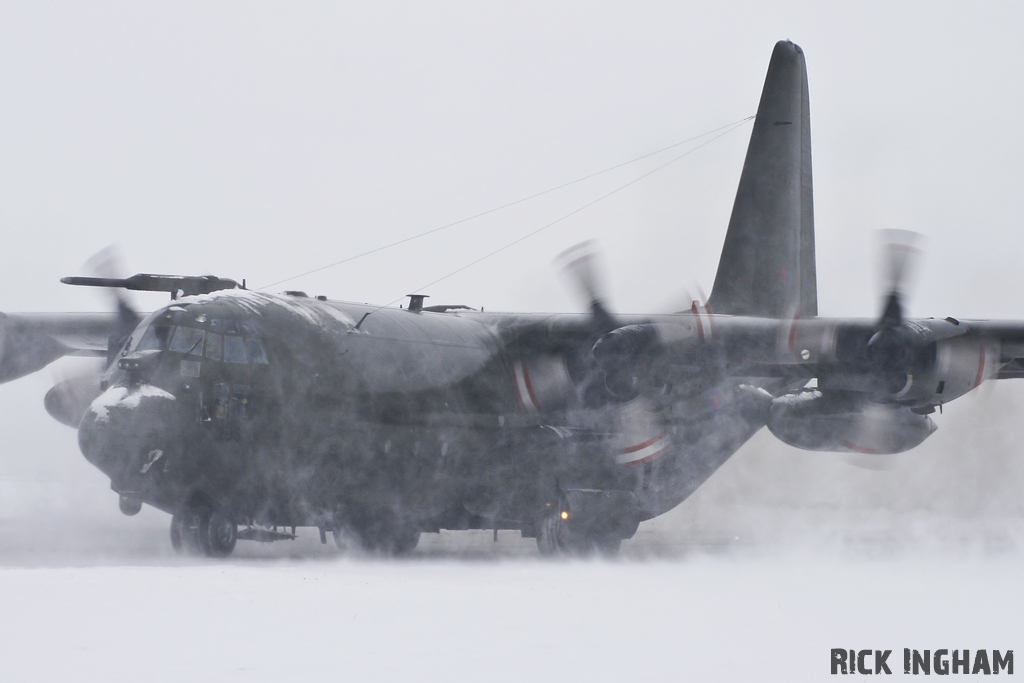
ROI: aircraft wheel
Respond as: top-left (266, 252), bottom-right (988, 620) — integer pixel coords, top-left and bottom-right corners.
top-left (170, 511), bottom-right (201, 555)
top-left (333, 520), bottom-right (420, 556)
top-left (536, 513), bottom-right (621, 557)
top-left (536, 513), bottom-right (571, 556)
top-left (199, 508), bottom-right (237, 558)
top-left (385, 527), bottom-right (420, 556)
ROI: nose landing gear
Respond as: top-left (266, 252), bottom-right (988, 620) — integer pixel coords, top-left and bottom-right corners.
top-left (171, 503), bottom-right (237, 558)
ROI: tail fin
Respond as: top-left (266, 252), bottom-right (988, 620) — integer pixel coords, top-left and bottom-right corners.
top-left (707, 41), bottom-right (817, 318)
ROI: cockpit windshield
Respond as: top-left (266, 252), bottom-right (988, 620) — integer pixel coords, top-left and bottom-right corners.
top-left (125, 315), bottom-right (270, 366)
top-left (136, 325), bottom-right (172, 351)
top-left (247, 339), bottom-right (269, 364)
top-left (224, 335), bottom-right (246, 363)
top-left (169, 327), bottom-right (205, 356)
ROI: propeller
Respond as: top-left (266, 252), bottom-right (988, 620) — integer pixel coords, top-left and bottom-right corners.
top-left (44, 247), bottom-right (143, 429)
top-left (861, 230), bottom-right (967, 399)
top-left (84, 246), bottom-right (142, 367)
top-left (553, 242), bottom-right (670, 486)
top-left (555, 240), bottom-right (617, 333)
top-left (876, 229), bottom-right (922, 328)
top-left (556, 240), bottom-right (642, 398)
top-left (864, 231), bottom-right (925, 384)
top-left (44, 361), bottom-right (107, 428)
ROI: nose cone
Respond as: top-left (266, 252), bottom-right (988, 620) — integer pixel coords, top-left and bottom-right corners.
top-left (78, 384), bottom-right (179, 489)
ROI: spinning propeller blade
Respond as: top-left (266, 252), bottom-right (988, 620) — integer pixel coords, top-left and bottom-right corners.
top-left (876, 229), bottom-right (923, 328)
top-left (556, 241), bottom-right (617, 332)
top-left (84, 246), bottom-right (142, 366)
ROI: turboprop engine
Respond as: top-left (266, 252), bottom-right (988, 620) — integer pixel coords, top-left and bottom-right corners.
top-left (767, 389), bottom-right (936, 454)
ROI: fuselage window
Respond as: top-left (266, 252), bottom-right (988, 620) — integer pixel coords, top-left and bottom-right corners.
top-left (137, 325), bottom-right (172, 351)
top-left (205, 333), bottom-right (223, 361)
top-left (169, 327), bottom-right (205, 356)
top-left (247, 338), bottom-right (270, 365)
top-left (223, 335), bottom-right (247, 364)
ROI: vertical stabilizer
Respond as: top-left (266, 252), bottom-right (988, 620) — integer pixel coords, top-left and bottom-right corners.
top-left (707, 41), bottom-right (816, 318)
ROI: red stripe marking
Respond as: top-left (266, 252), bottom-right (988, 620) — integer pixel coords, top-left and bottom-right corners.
top-left (564, 253), bottom-right (596, 270)
top-left (974, 345), bottom-right (987, 388)
top-left (621, 446), bottom-right (668, 467)
top-left (788, 315), bottom-right (800, 353)
top-left (619, 434), bottom-right (665, 455)
top-left (840, 440), bottom-right (883, 455)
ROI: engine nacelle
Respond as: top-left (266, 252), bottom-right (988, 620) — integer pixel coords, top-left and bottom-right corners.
top-left (927, 335), bottom-right (999, 403)
top-left (511, 355), bottom-right (574, 413)
top-left (768, 390), bottom-right (936, 454)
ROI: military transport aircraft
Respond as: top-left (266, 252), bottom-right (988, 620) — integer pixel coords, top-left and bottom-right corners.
top-left (3, 40), bottom-right (1020, 557)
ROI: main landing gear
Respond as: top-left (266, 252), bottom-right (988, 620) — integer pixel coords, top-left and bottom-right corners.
top-left (532, 505), bottom-right (626, 557)
top-left (332, 512), bottom-right (420, 556)
top-left (534, 489), bottom-right (639, 557)
top-left (171, 503), bottom-right (237, 558)
top-left (536, 510), bottom-right (624, 557)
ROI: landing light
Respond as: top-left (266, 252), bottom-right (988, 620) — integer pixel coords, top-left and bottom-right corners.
top-left (560, 511), bottom-right (569, 521)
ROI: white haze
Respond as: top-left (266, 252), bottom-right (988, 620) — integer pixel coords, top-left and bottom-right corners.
top-left (1, 1), bottom-right (1023, 678)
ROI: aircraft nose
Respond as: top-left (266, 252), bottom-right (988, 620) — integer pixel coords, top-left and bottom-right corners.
top-left (78, 384), bottom-right (180, 490)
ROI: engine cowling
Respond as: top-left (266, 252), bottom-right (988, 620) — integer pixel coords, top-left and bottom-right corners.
top-left (768, 390), bottom-right (936, 454)
top-left (925, 335), bottom-right (999, 404)
top-left (510, 355), bottom-right (574, 413)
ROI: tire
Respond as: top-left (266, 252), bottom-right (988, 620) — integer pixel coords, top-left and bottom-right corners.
top-left (333, 526), bottom-right (354, 552)
top-left (170, 511), bottom-right (201, 556)
top-left (387, 527), bottom-right (420, 556)
top-left (536, 513), bottom-right (570, 556)
top-left (199, 508), bottom-right (237, 558)
top-left (536, 513), bottom-right (622, 557)
top-left (334, 517), bottom-right (420, 556)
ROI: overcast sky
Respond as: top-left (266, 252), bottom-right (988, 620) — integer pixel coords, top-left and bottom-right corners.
top-left (1, 2), bottom-right (1023, 528)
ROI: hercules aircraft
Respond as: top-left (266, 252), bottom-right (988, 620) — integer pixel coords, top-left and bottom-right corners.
top-left (4, 40), bottom-right (1021, 557)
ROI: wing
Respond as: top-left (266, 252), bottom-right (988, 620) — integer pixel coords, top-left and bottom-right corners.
top-left (598, 314), bottom-right (1024, 403)
top-left (0, 312), bottom-right (120, 383)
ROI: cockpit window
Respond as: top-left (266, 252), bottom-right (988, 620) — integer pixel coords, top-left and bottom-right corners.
top-left (169, 327), bottom-right (206, 356)
top-left (205, 332), bottom-right (223, 361)
top-left (223, 335), bottom-right (247, 363)
top-left (137, 325), bottom-right (172, 351)
top-left (247, 338), bottom-right (270, 365)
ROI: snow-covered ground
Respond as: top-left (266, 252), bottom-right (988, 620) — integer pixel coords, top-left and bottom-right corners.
top-left (0, 492), bottom-right (1022, 681)
top-left (0, 535), bottom-right (1020, 682)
